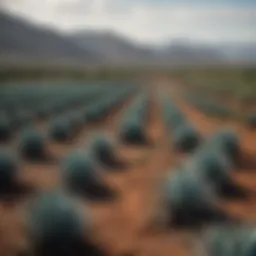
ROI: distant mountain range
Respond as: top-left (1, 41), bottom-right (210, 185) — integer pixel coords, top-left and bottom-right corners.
top-left (0, 11), bottom-right (101, 67)
top-left (0, 11), bottom-right (255, 68)
top-left (70, 30), bottom-right (153, 65)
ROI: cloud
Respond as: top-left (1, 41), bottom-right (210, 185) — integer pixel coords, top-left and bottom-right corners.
top-left (1, 0), bottom-right (256, 44)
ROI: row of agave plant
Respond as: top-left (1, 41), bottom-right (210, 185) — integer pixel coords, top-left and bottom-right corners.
top-left (9, 89), bottom-right (123, 162)
top-left (158, 92), bottom-right (256, 255)
top-left (160, 129), bottom-right (242, 226)
top-left (186, 92), bottom-right (256, 129)
top-left (19, 86), bottom-right (135, 162)
top-left (186, 93), bottom-right (233, 119)
top-left (47, 85), bottom-right (135, 143)
top-left (160, 92), bottom-right (201, 152)
top-left (0, 83), bottom-right (132, 142)
top-left (119, 93), bottom-right (149, 145)
top-left (0, 84), bottom-right (98, 130)
top-left (56, 91), bottom-right (150, 201)
top-left (0, 88), bottom-right (150, 255)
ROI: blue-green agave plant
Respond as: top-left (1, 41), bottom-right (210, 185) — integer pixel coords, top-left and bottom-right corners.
top-left (0, 149), bottom-right (18, 192)
top-left (28, 191), bottom-right (90, 255)
top-left (173, 124), bottom-right (201, 152)
top-left (49, 117), bottom-right (73, 142)
top-left (19, 128), bottom-right (46, 160)
top-left (61, 151), bottom-right (103, 196)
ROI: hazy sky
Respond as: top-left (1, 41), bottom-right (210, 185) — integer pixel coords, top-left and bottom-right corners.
top-left (1, 0), bottom-right (255, 44)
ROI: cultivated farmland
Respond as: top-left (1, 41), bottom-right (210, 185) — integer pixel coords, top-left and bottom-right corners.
top-left (0, 75), bottom-right (255, 256)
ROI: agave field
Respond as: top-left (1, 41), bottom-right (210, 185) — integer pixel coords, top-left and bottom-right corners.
top-left (0, 78), bottom-right (255, 256)
top-left (176, 68), bottom-right (256, 127)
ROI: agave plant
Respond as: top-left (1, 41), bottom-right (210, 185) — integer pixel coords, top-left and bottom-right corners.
top-left (247, 114), bottom-right (256, 129)
top-left (244, 231), bottom-right (256, 256)
top-left (89, 134), bottom-right (114, 158)
top-left (85, 105), bottom-right (103, 123)
top-left (120, 119), bottom-right (146, 144)
top-left (0, 118), bottom-right (12, 142)
top-left (202, 225), bottom-right (256, 256)
top-left (49, 117), bottom-right (73, 142)
top-left (119, 94), bottom-right (149, 145)
top-left (0, 150), bottom-right (18, 193)
top-left (19, 128), bottom-right (46, 160)
top-left (161, 95), bottom-right (187, 130)
top-left (161, 169), bottom-right (221, 226)
top-left (61, 152), bottom-right (110, 198)
top-left (88, 133), bottom-right (125, 169)
top-left (69, 112), bottom-right (84, 131)
top-left (28, 191), bottom-right (91, 256)
top-left (211, 130), bottom-right (241, 165)
top-left (36, 106), bottom-right (51, 119)
top-left (189, 150), bottom-right (233, 193)
top-left (186, 93), bottom-right (233, 119)
top-left (9, 110), bottom-right (27, 128)
top-left (173, 124), bottom-right (201, 152)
